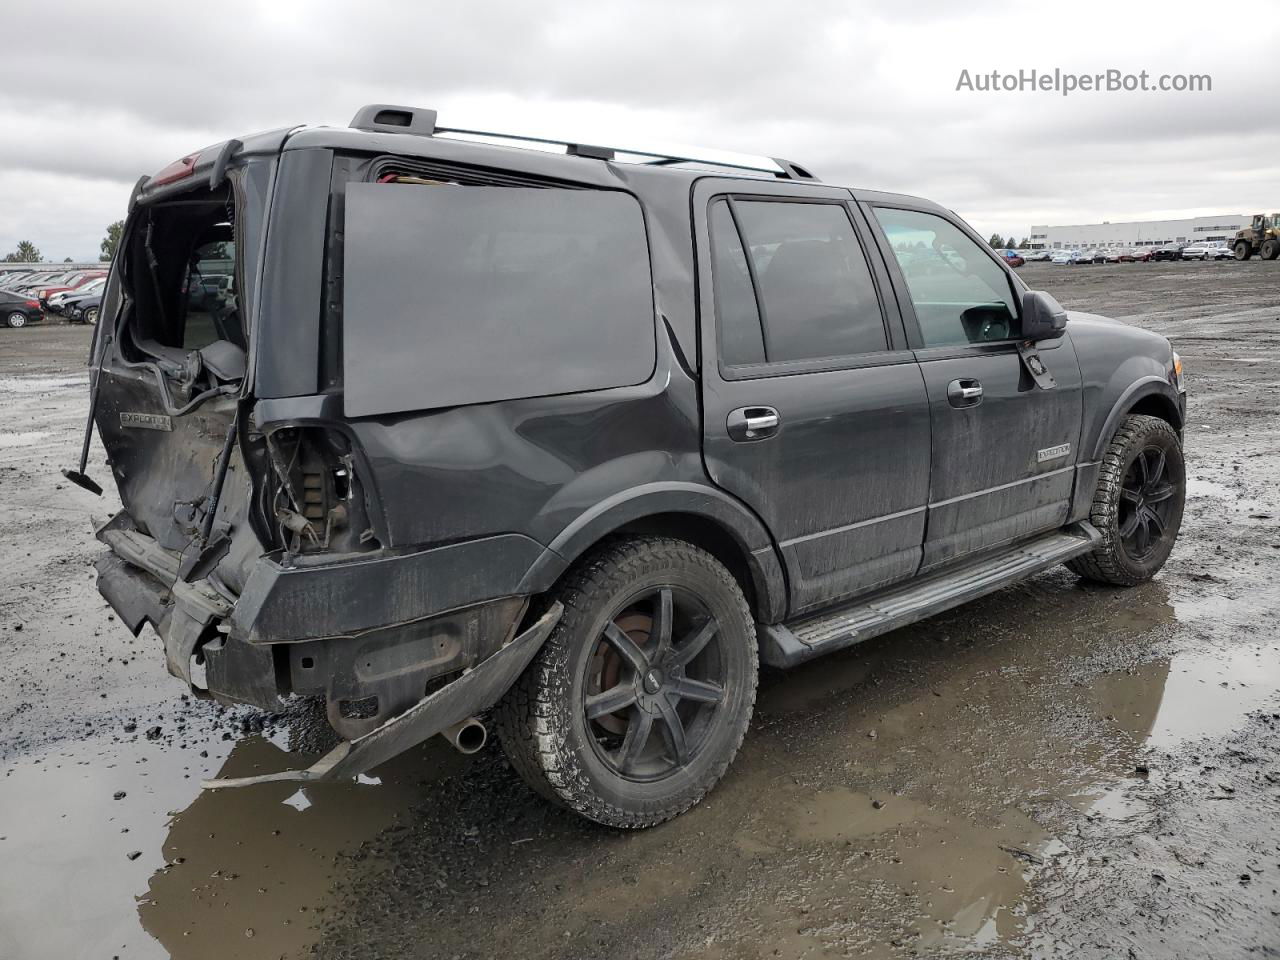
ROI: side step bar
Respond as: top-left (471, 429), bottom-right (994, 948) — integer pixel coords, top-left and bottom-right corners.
top-left (759, 523), bottom-right (1100, 668)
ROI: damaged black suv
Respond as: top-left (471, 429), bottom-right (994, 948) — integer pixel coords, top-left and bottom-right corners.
top-left (74, 104), bottom-right (1187, 827)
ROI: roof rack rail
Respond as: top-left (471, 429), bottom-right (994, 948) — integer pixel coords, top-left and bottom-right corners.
top-left (348, 104), bottom-right (818, 181)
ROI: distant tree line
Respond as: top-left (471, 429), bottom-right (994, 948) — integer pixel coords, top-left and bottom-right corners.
top-left (988, 234), bottom-right (1030, 249)
top-left (0, 220), bottom-right (125, 264)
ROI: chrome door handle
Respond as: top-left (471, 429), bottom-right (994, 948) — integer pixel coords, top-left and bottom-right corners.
top-left (727, 406), bottom-right (781, 442)
top-left (947, 379), bottom-right (983, 407)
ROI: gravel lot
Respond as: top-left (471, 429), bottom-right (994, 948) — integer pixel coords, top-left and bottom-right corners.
top-left (1, 261), bottom-right (1278, 959)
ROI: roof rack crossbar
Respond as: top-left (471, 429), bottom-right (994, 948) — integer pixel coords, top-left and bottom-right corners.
top-left (347, 104), bottom-right (817, 180)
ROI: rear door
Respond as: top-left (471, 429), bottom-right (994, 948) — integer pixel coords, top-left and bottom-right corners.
top-left (864, 203), bottom-right (1083, 571)
top-left (694, 179), bottom-right (932, 617)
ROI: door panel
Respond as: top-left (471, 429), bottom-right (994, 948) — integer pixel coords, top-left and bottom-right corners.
top-left (703, 364), bottom-right (931, 613)
top-left (694, 179), bottom-right (931, 617)
top-left (916, 340), bottom-right (1082, 568)
top-left (864, 203), bottom-right (1084, 569)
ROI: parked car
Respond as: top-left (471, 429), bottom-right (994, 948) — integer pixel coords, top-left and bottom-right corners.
top-left (0, 290), bottom-right (44, 328)
top-left (1071, 249), bottom-right (1096, 265)
top-left (1128, 248), bottom-right (1153, 262)
top-left (1023, 250), bottom-right (1052, 261)
top-left (39, 272), bottom-right (107, 310)
top-left (1181, 244), bottom-right (1214, 260)
top-left (65, 293), bottom-right (102, 325)
top-left (1151, 244), bottom-right (1185, 262)
top-left (1050, 250), bottom-right (1076, 264)
top-left (3, 271), bottom-right (56, 295)
top-left (1000, 249), bottom-right (1025, 268)
top-left (48, 277), bottom-right (107, 314)
top-left (82, 105), bottom-right (1188, 827)
top-left (1209, 244), bottom-right (1234, 260)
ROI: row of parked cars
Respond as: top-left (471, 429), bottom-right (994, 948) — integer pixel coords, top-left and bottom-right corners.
top-left (1000, 243), bottom-right (1234, 267)
top-left (0, 267), bottom-right (106, 328)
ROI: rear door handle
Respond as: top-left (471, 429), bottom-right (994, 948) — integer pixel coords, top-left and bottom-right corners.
top-left (947, 379), bottom-right (983, 407)
top-left (727, 406), bottom-right (781, 442)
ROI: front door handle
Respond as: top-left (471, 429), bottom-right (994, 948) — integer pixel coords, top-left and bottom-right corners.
top-left (947, 379), bottom-right (983, 408)
top-left (727, 406), bottom-right (781, 442)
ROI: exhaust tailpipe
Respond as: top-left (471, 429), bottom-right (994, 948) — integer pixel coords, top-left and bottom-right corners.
top-left (440, 717), bottom-right (487, 755)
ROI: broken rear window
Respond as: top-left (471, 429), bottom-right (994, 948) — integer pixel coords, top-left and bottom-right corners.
top-left (341, 184), bottom-right (656, 418)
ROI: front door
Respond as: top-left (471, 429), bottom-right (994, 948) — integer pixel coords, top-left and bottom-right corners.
top-left (694, 180), bottom-right (932, 618)
top-left (866, 204), bottom-right (1083, 571)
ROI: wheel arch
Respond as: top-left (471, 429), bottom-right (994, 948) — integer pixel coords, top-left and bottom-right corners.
top-left (519, 482), bottom-right (788, 624)
top-left (1091, 378), bottom-right (1183, 460)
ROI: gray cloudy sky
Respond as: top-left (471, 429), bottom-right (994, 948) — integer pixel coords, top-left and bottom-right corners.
top-left (2, 0), bottom-right (1276, 259)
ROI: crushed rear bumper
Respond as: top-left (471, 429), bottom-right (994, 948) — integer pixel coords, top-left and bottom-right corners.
top-left (94, 515), bottom-right (562, 783)
top-left (203, 603), bottom-right (561, 787)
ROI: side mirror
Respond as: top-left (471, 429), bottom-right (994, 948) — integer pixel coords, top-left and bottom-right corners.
top-left (1021, 290), bottom-right (1068, 341)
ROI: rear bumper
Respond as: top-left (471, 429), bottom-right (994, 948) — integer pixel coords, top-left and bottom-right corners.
top-left (95, 518), bottom-right (538, 737)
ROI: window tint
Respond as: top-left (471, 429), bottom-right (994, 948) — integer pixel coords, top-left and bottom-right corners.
top-left (731, 200), bottom-right (887, 363)
top-left (872, 207), bottom-right (1019, 347)
top-left (342, 184), bottom-right (655, 417)
top-left (709, 201), bottom-right (765, 366)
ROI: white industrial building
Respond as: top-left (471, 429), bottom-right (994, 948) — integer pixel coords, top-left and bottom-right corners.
top-left (1025, 215), bottom-right (1250, 251)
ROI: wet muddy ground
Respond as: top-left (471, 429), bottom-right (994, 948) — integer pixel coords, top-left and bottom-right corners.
top-left (2, 260), bottom-right (1278, 959)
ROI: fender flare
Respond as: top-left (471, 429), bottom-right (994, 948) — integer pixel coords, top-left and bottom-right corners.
top-left (1091, 377), bottom-right (1183, 460)
top-left (518, 481), bottom-right (788, 623)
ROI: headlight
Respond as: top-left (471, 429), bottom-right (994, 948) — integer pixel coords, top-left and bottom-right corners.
top-left (1170, 351), bottom-right (1186, 393)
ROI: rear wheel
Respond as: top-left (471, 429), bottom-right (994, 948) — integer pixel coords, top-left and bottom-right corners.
top-left (495, 537), bottom-right (758, 828)
top-left (1068, 414), bottom-right (1185, 586)
top-left (1262, 239), bottom-right (1279, 261)
top-left (1234, 240), bottom-right (1253, 261)
top-left (83, 306), bottom-right (99, 325)
top-left (6, 311), bottom-right (26, 328)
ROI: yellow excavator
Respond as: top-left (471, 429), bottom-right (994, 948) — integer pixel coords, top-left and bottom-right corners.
top-left (1233, 213), bottom-right (1280, 260)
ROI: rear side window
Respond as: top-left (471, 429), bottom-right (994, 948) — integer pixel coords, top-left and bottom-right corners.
top-left (709, 201), bottom-right (765, 366)
top-left (342, 184), bottom-right (655, 418)
top-left (730, 200), bottom-right (887, 364)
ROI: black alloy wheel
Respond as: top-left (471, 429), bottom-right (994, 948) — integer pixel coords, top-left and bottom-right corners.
top-left (1118, 445), bottom-right (1178, 562)
top-left (583, 586), bottom-right (726, 781)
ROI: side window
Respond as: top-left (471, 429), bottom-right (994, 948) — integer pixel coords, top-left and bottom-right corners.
top-left (715, 199), bottom-right (888, 365)
top-left (709, 201), bottom-right (765, 366)
top-left (872, 207), bottom-right (1019, 348)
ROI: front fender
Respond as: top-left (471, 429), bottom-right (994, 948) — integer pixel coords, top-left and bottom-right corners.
top-left (1089, 376), bottom-right (1183, 460)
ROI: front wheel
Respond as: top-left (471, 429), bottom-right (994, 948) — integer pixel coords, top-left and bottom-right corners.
top-left (1262, 239), bottom-right (1279, 261)
top-left (1235, 241), bottom-right (1253, 261)
top-left (6, 311), bottom-right (27, 328)
top-left (1068, 414), bottom-right (1185, 586)
top-left (495, 537), bottom-right (758, 828)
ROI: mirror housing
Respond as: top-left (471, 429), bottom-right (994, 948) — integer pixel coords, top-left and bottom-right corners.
top-left (1021, 290), bottom-right (1068, 341)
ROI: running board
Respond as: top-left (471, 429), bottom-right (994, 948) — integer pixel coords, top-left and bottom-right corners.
top-left (759, 523), bottom-right (1100, 668)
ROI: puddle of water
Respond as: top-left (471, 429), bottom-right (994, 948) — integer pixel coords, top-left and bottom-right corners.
top-left (1147, 644), bottom-right (1280, 749)
top-left (0, 430), bottom-right (49, 448)
top-left (0, 733), bottom-right (453, 960)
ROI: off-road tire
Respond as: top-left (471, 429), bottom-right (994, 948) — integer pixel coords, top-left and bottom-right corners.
top-left (6, 311), bottom-right (26, 328)
top-left (1262, 239), bottom-right (1279, 261)
top-left (495, 536), bottom-right (758, 828)
top-left (1068, 414), bottom-right (1185, 586)
top-left (1234, 241), bottom-right (1252, 261)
